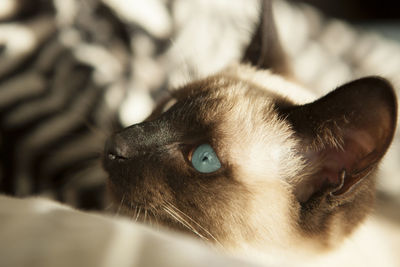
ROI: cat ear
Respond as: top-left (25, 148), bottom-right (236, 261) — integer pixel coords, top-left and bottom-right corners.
top-left (284, 77), bottom-right (397, 203)
top-left (242, 0), bottom-right (290, 75)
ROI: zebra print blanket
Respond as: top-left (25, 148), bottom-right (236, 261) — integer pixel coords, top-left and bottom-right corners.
top-left (1, 0), bottom-right (400, 210)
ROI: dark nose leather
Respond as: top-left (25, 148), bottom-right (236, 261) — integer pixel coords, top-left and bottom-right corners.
top-left (104, 120), bottom-right (174, 162)
top-left (105, 134), bottom-right (130, 161)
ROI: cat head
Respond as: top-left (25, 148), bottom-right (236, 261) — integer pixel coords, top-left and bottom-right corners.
top-left (103, 0), bottom-right (397, 257)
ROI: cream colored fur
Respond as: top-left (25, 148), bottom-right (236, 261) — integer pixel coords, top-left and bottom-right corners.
top-left (210, 64), bottom-right (400, 267)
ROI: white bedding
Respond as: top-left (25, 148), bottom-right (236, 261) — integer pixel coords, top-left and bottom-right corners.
top-left (0, 195), bottom-right (260, 267)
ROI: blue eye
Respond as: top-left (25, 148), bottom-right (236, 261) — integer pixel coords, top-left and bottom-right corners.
top-left (191, 144), bottom-right (221, 173)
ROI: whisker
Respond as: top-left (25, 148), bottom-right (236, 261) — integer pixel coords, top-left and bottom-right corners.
top-left (115, 194), bottom-right (126, 216)
top-left (148, 214), bottom-right (153, 227)
top-left (104, 203), bottom-right (114, 211)
top-left (149, 209), bottom-right (160, 230)
top-left (166, 201), bottom-right (223, 247)
top-left (162, 203), bottom-right (208, 241)
top-left (135, 207), bottom-right (142, 222)
top-left (162, 205), bottom-right (198, 236)
top-left (130, 205), bottom-right (138, 221)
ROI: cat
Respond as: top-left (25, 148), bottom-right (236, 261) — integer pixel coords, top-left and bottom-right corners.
top-left (103, 0), bottom-right (398, 266)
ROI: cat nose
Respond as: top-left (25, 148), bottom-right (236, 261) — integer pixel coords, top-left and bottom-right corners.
top-left (105, 135), bottom-right (130, 161)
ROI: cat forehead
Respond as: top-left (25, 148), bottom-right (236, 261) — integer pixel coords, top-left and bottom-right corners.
top-left (172, 65), bottom-right (315, 108)
top-left (166, 79), bottom-right (280, 137)
top-left (174, 75), bottom-right (274, 102)
top-left (171, 76), bottom-right (279, 120)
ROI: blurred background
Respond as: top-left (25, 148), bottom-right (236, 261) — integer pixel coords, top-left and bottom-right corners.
top-left (296, 0), bottom-right (400, 21)
top-left (296, 0), bottom-right (400, 42)
top-left (0, 0), bottom-right (399, 214)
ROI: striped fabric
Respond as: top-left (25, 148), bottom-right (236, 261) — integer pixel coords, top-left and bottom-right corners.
top-left (0, 0), bottom-right (131, 209)
top-left (0, 0), bottom-right (174, 210)
top-left (1, 0), bottom-right (399, 210)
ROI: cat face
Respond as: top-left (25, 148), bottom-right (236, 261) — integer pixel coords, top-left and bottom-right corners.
top-left (104, 68), bottom-right (305, 248)
top-left (103, 65), bottom-right (397, 255)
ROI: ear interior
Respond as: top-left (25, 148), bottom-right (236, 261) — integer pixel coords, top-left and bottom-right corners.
top-left (283, 77), bottom-right (397, 203)
top-left (243, 0), bottom-right (289, 75)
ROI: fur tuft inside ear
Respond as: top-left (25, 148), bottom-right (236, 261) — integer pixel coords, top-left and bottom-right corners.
top-left (283, 77), bottom-right (397, 203)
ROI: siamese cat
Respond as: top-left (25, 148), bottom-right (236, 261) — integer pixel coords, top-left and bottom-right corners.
top-left (103, 0), bottom-right (398, 266)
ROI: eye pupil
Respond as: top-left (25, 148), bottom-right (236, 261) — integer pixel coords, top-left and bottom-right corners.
top-left (191, 144), bottom-right (221, 173)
